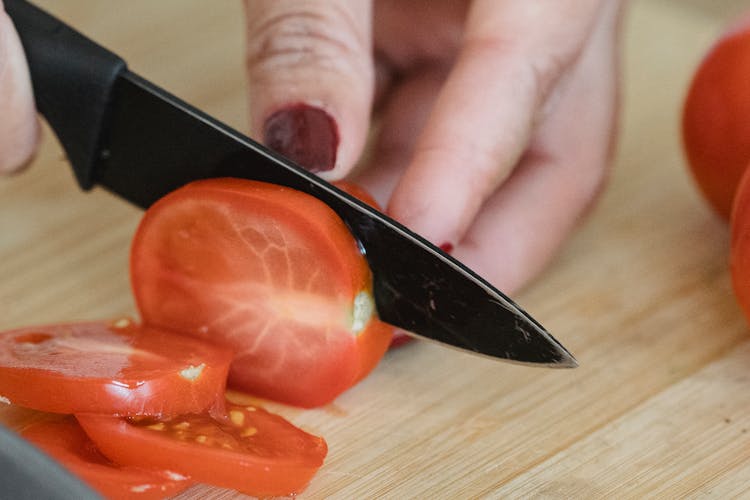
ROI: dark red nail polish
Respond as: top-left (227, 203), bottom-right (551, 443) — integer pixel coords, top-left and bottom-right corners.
top-left (262, 104), bottom-right (338, 173)
top-left (439, 242), bottom-right (454, 254)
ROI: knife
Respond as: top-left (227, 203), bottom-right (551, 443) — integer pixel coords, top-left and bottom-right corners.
top-left (6, 0), bottom-right (576, 368)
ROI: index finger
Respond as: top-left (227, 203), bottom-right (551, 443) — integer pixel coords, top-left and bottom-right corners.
top-left (386, 0), bottom-right (602, 247)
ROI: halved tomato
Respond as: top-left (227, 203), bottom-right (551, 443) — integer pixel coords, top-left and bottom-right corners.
top-left (131, 178), bottom-right (392, 407)
top-left (21, 417), bottom-right (193, 499)
top-left (76, 401), bottom-right (327, 497)
top-left (0, 320), bottom-right (231, 415)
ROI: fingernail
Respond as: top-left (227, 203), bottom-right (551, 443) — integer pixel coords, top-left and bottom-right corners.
top-left (262, 104), bottom-right (338, 173)
top-left (439, 242), bottom-right (454, 254)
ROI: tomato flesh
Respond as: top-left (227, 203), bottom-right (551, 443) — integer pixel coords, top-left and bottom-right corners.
top-left (131, 179), bottom-right (392, 407)
top-left (0, 320), bottom-right (232, 416)
top-left (21, 417), bottom-right (193, 499)
top-left (683, 13), bottom-right (750, 219)
top-left (77, 401), bottom-right (327, 497)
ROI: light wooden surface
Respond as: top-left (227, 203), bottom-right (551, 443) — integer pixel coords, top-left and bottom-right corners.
top-left (2, 1), bottom-right (750, 498)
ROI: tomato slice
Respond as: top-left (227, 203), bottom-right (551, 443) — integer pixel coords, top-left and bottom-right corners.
top-left (76, 401), bottom-right (327, 497)
top-left (21, 417), bottom-right (193, 499)
top-left (0, 320), bottom-right (232, 416)
top-left (131, 178), bottom-right (392, 407)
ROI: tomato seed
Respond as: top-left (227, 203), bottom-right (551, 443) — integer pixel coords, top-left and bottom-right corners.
top-left (229, 410), bottom-right (245, 426)
top-left (111, 318), bottom-right (132, 329)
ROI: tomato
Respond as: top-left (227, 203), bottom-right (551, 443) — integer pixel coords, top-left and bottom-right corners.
top-left (76, 401), bottom-right (327, 497)
top-left (21, 417), bottom-right (193, 499)
top-left (131, 178), bottom-right (392, 407)
top-left (730, 164), bottom-right (750, 318)
top-left (0, 320), bottom-right (231, 416)
top-left (683, 13), bottom-right (750, 219)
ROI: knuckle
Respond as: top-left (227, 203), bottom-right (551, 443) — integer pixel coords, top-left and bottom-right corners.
top-left (246, 6), bottom-right (368, 78)
top-left (462, 35), bottom-right (580, 103)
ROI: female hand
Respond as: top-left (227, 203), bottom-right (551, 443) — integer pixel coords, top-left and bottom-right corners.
top-left (245, 0), bottom-right (624, 294)
top-left (0, 2), bottom-right (38, 174)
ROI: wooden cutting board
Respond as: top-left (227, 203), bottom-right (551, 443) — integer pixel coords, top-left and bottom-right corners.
top-left (2, 1), bottom-right (750, 497)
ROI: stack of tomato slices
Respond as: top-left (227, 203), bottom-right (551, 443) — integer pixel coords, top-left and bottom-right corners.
top-left (0, 179), bottom-right (403, 498)
top-left (1, 320), bottom-right (327, 498)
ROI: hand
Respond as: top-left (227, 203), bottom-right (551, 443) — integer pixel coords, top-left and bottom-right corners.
top-left (245, 0), bottom-right (624, 293)
top-left (0, 3), bottom-right (38, 174)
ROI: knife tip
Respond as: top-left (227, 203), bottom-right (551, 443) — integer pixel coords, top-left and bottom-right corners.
top-left (514, 312), bottom-right (578, 368)
top-left (548, 333), bottom-right (579, 368)
top-left (545, 332), bottom-right (578, 368)
top-left (555, 350), bottom-right (579, 368)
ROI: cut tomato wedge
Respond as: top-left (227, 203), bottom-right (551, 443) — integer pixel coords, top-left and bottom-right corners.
top-left (0, 320), bottom-right (231, 416)
top-left (21, 417), bottom-right (193, 499)
top-left (131, 178), bottom-right (392, 407)
top-left (76, 401), bottom-right (327, 497)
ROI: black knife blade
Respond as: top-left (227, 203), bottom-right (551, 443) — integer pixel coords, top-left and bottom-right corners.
top-left (7, 0), bottom-right (576, 367)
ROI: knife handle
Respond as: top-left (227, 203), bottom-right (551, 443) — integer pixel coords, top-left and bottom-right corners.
top-left (5, 0), bottom-right (126, 190)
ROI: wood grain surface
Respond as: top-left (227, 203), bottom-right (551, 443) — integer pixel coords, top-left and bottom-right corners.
top-left (2, 1), bottom-right (750, 498)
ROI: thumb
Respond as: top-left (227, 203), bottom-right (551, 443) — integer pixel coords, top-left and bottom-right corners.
top-left (244, 0), bottom-right (373, 178)
top-left (0, 5), bottom-right (39, 174)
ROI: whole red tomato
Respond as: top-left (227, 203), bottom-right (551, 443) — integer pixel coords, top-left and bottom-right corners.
top-left (683, 13), bottom-right (750, 220)
top-left (730, 163), bottom-right (750, 318)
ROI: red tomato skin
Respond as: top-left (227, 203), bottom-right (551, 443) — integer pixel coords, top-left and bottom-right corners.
top-left (131, 179), bottom-right (392, 407)
top-left (353, 319), bottom-right (394, 381)
top-left (77, 402), bottom-right (327, 497)
top-left (0, 321), bottom-right (232, 416)
top-left (730, 164), bottom-right (750, 319)
top-left (21, 417), bottom-right (193, 500)
top-left (683, 13), bottom-right (750, 219)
